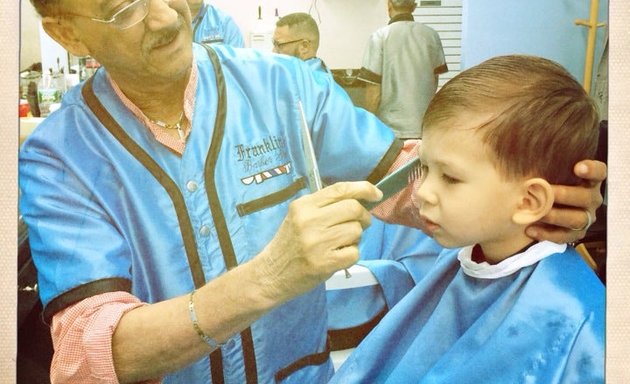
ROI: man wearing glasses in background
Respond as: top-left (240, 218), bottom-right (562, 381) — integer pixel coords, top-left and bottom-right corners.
top-left (19, 0), bottom-right (606, 383)
top-left (271, 12), bottom-right (330, 75)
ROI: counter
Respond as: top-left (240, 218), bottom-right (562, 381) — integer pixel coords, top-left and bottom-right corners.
top-left (331, 69), bottom-right (367, 109)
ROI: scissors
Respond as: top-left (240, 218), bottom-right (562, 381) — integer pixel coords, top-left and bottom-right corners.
top-left (298, 101), bottom-right (421, 278)
top-left (298, 101), bottom-right (351, 278)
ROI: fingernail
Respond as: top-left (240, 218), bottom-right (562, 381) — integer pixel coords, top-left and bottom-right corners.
top-left (576, 163), bottom-right (588, 175)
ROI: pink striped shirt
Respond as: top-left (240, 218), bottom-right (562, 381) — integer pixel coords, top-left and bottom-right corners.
top-left (107, 61), bottom-right (198, 155)
top-left (49, 61), bottom-right (420, 383)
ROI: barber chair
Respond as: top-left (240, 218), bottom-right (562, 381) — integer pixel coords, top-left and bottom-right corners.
top-left (325, 264), bottom-right (385, 370)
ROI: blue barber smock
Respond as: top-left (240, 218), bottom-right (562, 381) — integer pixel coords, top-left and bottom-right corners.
top-left (330, 242), bottom-right (605, 383)
top-left (192, 2), bottom-right (244, 47)
top-left (19, 43), bottom-right (401, 383)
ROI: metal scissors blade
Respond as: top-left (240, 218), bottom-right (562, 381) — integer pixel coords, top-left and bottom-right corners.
top-left (298, 100), bottom-right (323, 192)
top-left (298, 100), bottom-right (351, 278)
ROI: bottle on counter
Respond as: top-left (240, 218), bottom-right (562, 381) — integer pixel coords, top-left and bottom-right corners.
top-left (37, 70), bottom-right (63, 118)
top-left (26, 81), bottom-right (40, 118)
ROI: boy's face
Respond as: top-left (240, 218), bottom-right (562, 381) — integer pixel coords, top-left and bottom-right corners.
top-left (414, 112), bottom-right (525, 255)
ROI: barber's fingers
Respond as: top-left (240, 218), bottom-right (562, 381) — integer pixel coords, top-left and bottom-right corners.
top-left (308, 223), bottom-right (364, 276)
top-left (526, 221), bottom-right (586, 244)
top-left (322, 219), bottom-right (365, 251)
top-left (308, 181), bottom-right (383, 208)
top-left (528, 207), bottom-right (592, 243)
top-left (288, 206), bottom-right (368, 258)
top-left (319, 198), bottom-right (374, 229)
top-left (574, 160), bottom-right (607, 184)
top-left (329, 244), bottom-right (361, 270)
top-left (552, 180), bottom-right (603, 215)
top-left (290, 183), bottom-right (377, 229)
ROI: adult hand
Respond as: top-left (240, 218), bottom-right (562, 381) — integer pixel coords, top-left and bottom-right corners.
top-left (255, 181), bottom-right (382, 303)
top-left (526, 160), bottom-right (607, 243)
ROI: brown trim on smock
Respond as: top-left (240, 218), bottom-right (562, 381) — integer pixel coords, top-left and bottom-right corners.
top-left (366, 138), bottom-right (405, 184)
top-left (82, 76), bottom-right (207, 289)
top-left (274, 341), bottom-right (331, 382)
top-left (83, 73), bottom-right (229, 382)
top-left (43, 278), bottom-right (131, 323)
top-left (434, 63), bottom-right (449, 75)
top-left (201, 44), bottom-right (259, 384)
top-left (328, 307), bottom-right (387, 351)
top-left (236, 177), bottom-right (307, 217)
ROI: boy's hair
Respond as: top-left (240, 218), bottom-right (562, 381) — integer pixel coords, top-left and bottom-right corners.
top-left (276, 12), bottom-right (320, 51)
top-left (423, 55), bottom-right (600, 186)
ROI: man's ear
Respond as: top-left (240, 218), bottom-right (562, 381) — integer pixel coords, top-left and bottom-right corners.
top-left (512, 178), bottom-right (554, 225)
top-left (41, 16), bottom-right (90, 57)
top-left (298, 40), bottom-right (310, 61)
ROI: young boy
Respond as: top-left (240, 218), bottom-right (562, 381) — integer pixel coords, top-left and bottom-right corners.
top-left (330, 55), bottom-right (604, 383)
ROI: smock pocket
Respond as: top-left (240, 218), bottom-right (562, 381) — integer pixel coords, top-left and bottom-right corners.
top-left (237, 177), bottom-right (308, 258)
top-left (236, 177), bottom-right (306, 216)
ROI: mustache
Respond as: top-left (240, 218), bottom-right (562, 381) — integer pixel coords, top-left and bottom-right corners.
top-left (142, 14), bottom-right (185, 52)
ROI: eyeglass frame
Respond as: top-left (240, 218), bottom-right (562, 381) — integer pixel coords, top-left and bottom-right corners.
top-left (58, 0), bottom-right (149, 30)
top-left (272, 38), bottom-right (309, 48)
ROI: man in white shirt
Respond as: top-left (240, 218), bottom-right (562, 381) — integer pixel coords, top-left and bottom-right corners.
top-left (359, 0), bottom-right (448, 139)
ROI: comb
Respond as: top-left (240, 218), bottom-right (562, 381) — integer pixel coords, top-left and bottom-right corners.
top-left (362, 157), bottom-right (422, 210)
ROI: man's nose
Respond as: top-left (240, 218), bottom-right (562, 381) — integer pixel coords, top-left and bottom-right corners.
top-left (144, 0), bottom-right (180, 30)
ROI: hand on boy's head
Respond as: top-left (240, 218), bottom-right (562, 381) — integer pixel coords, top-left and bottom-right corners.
top-left (525, 160), bottom-right (606, 243)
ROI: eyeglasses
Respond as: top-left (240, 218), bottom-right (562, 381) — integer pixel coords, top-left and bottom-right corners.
top-left (63, 0), bottom-right (150, 30)
top-left (272, 38), bottom-right (308, 48)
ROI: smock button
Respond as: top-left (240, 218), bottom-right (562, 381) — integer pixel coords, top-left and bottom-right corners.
top-left (199, 225), bottom-right (211, 237)
top-left (186, 180), bottom-right (198, 192)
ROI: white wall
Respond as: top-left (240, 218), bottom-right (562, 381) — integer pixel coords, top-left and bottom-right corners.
top-left (21, 0), bottom-right (390, 70)
top-left (211, 0), bottom-right (389, 69)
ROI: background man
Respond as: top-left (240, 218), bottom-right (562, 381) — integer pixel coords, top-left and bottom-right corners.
top-left (187, 0), bottom-right (244, 46)
top-left (358, 0), bottom-right (448, 139)
top-left (272, 12), bottom-right (329, 73)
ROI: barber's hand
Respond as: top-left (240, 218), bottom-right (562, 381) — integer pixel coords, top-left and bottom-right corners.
top-left (256, 181), bottom-right (382, 303)
top-left (526, 160), bottom-right (607, 244)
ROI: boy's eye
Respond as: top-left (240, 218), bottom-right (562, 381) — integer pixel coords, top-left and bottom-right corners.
top-left (442, 174), bottom-right (460, 184)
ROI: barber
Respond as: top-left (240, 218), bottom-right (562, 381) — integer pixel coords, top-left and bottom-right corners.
top-left (20, 1), bottom-right (605, 383)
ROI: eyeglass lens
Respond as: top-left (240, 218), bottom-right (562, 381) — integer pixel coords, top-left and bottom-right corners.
top-left (113, 0), bottom-right (149, 29)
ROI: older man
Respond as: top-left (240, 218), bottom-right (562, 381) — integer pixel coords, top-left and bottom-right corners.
top-left (19, 0), bottom-right (605, 383)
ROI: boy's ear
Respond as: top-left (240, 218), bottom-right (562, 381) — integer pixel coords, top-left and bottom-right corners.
top-left (512, 178), bottom-right (554, 225)
top-left (41, 17), bottom-right (90, 57)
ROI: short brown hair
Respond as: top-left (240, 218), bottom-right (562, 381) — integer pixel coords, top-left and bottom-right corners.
top-left (423, 55), bottom-right (600, 186)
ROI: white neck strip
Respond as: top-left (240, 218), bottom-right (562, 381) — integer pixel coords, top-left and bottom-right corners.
top-left (458, 241), bottom-right (567, 279)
